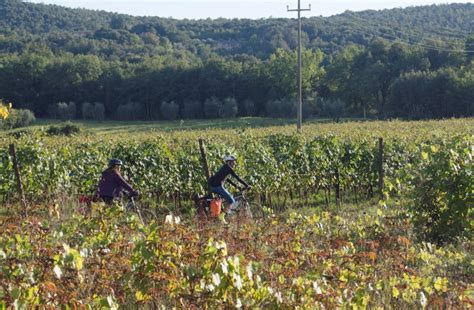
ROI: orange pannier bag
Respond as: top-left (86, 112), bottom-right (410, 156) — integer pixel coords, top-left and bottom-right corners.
top-left (210, 198), bottom-right (222, 217)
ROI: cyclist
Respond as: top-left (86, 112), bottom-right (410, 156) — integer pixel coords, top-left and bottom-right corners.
top-left (95, 158), bottom-right (138, 204)
top-left (209, 154), bottom-right (250, 213)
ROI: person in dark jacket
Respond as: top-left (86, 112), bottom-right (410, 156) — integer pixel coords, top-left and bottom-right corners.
top-left (209, 154), bottom-right (250, 213)
top-left (95, 158), bottom-right (138, 204)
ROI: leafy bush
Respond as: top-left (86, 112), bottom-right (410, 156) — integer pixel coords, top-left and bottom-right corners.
top-left (219, 97), bottom-right (238, 118)
top-left (204, 97), bottom-right (222, 119)
top-left (46, 122), bottom-right (81, 136)
top-left (2, 109), bottom-right (35, 129)
top-left (160, 101), bottom-right (179, 120)
top-left (409, 137), bottom-right (473, 243)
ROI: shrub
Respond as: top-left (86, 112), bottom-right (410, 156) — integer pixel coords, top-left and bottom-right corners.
top-left (46, 122), bottom-right (81, 136)
top-left (318, 98), bottom-right (345, 121)
top-left (115, 102), bottom-right (143, 120)
top-left (2, 109), bottom-right (35, 129)
top-left (49, 102), bottom-right (76, 120)
top-left (8, 129), bottom-right (31, 139)
top-left (81, 102), bottom-right (93, 119)
top-left (83, 102), bottom-right (106, 121)
top-left (183, 99), bottom-right (203, 119)
top-left (219, 97), bottom-right (238, 118)
top-left (47, 103), bottom-right (58, 119)
top-left (409, 137), bottom-right (473, 243)
top-left (204, 97), bottom-right (222, 119)
top-left (265, 98), bottom-right (294, 118)
top-left (93, 103), bottom-right (105, 121)
top-left (160, 101), bottom-right (179, 120)
top-left (0, 100), bottom-right (11, 120)
top-left (243, 99), bottom-right (256, 116)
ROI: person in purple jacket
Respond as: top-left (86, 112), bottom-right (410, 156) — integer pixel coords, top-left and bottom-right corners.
top-left (95, 159), bottom-right (138, 204)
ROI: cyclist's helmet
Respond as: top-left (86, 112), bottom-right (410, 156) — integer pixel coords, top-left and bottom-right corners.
top-left (223, 154), bottom-right (237, 162)
top-left (108, 158), bottom-right (123, 167)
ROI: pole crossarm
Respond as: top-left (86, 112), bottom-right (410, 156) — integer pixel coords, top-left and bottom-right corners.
top-left (287, 6), bottom-right (311, 12)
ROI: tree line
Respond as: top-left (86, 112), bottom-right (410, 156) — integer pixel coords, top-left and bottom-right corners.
top-left (0, 39), bottom-right (472, 121)
top-left (0, 0), bottom-right (472, 121)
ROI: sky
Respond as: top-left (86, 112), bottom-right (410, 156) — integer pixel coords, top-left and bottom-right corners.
top-left (26, 1), bottom-right (473, 19)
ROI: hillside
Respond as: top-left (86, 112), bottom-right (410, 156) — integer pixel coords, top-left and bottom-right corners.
top-left (0, 0), bottom-right (472, 59)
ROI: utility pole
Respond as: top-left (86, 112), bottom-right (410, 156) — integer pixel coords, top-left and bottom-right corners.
top-left (288, 0), bottom-right (311, 132)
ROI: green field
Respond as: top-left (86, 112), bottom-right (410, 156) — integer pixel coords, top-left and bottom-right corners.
top-left (3, 117), bottom-right (472, 140)
top-left (27, 117), bottom-right (303, 133)
top-left (1, 118), bottom-right (472, 308)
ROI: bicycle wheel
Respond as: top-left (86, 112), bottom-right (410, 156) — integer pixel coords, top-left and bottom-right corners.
top-left (138, 208), bottom-right (158, 225)
top-left (230, 200), bottom-right (253, 222)
top-left (192, 198), bottom-right (207, 221)
top-left (248, 202), bottom-right (264, 220)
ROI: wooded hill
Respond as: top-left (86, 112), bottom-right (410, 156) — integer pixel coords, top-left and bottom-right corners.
top-left (1, 0), bottom-right (472, 59)
top-left (0, 0), bottom-right (472, 122)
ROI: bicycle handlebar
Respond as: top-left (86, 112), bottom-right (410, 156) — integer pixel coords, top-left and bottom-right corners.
top-left (124, 191), bottom-right (139, 199)
top-left (237, 186), bottom-right (251, 196)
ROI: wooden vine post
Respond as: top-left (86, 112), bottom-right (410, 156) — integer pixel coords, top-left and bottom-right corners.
top-left (335, 168), bottom-right (341, 206)
top-left (378, 138), bottom-right (384, 199)
top-left (9, 144), bottom-right (27, 212)
top-left (198, 139), bottom-right (212, 196)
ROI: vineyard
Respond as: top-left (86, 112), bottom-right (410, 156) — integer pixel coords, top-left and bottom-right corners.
top-left (0, 118), bottom-right (473, 307)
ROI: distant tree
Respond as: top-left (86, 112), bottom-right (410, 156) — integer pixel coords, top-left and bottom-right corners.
top-left (183, 99), bottom-right (203, 119)
top-left (203, 97), bottom-right (222, 119)
top-left (466, 35), bottom-right (474, 63)
top-left (50, 102), bottom-right (76, 120)
top-left (115, 102), bottom-right (143, 120)
top-left (81, 102), bottom-right (94, 119)
top-left (265, 98), bottom-right (294, 118)
top-left (93, 103), bottom-right (105, 121)
top-left (110, 15), bottom-right (127, 30)
top-left (243, 99), bottom-right (256, 116)
top-left (389, 67), bottom-right (474, 119)
top-left (219, 97), bottom-right (238, 118)
top-left (160, 101), bottom-right (179, 120)
top-left (82, 102), bottom-right (105, 120)
top-left (265, 48), bottom-right (325, 101)
top-left (318, 98), bottom-right (345, 122)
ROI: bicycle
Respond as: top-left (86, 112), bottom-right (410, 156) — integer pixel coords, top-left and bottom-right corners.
top-left (227, 188), bottom-right (264, 221)
top-left (122, 193), bottom-right (158, 226)
top-left (195, 188), bottom-right (263, 222)
top-left (79, 193), bottom-right (157, 225)
top-left (78, 194), bottom-right (93, 216)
